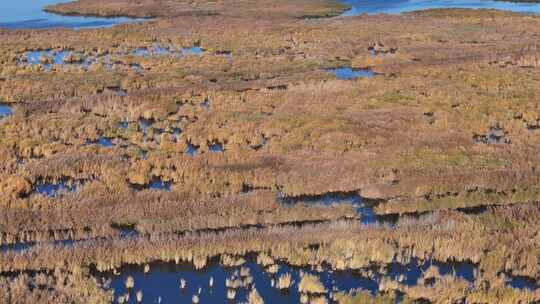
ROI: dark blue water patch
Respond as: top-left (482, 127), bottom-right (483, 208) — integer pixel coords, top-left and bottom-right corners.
top-left (183, 46), bottom-right (204, 56)
top-left (0, 242), bottom-right (35, 254)
top-left (148, 178), bottom-right (172, 192)
top-left (277, 192), bottom-right (384, 225)
top-left (328, 67), bottom-right (375, 80)
top-left (387, 258), bottom-right (426, 286)
top-left (185, 143), bottom-right (200, 156)
top-left (96, 137), bottom-right (114, 147)
top-left (34, 179), bottom-right (81, 197)
top-left (119, 121), bottom-right (129, 129)
top-left (138, 118), bottom-right (154, 134)
top-left (170, 128), bottom-right (183, 143)
top-left (131, 177), bottom-right (172, 192)
top-left (340, 0), bottom-right (540, 17)
top-left (507, 274), bottom-right (538, 291)
top-left (0, 1), bottom-right (143, 30)
top-left (0, 103), bottom-right (13, 119)
top-left (85, 137), bottom-right (114, 147)
top-left (208, 142), bottom-right (225, 153)
top-left (96, 258), bottom-right (381, 304)
top-left (386, 258), bottom-right (476, 286)
top-left (433, 260), bottom-right (475, 283)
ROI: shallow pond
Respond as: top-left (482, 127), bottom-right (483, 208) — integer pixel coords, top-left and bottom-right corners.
top-left (209, 143), bottom-right (225, 153)
top-left (96, 137), bottom-right (114, 148)
top-left (341, 0), bottom-right (540, 16)
top-left (131, 177), bottom-right (172, 192)
top-left (328, 67), bottom-right (375, 80)
top-left (0, 103), bottom-right (13, 119)
top-left (0, 0), bottom-right (140, 30)
top-left (21, 50), bottom-right (97, 70)
top-left (97, 256), bottom-right (481, 304)
top-left (185, 143), bottom-right (200, 156)
top-left (0, 242), bottom-right (35, 254)
top-left (34, 179), bottom-right (81, 197)
top-left (98, 261), bottom-right (378, 304)
top-left (148, 178), bottom-right (172, 192)
top-left (507, 274), bottom-right (538, 291)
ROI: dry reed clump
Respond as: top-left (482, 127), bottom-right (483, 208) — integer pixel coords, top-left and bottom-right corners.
top-left (298, 273), bottom-right (326, 295)
top-left (222, 254), bottom-right (247, 267)
top-left (276, 272), bottom-right (293, 290)
top-left (332, 290), bottom-right (401, 304)
top-left (247, 287), bottom-right (265, 304)
top-left (0, 268), bottom-right (112, 304)
top-left (257, 253), bottom-right (275, 267)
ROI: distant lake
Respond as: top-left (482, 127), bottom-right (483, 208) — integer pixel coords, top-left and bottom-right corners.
top-left (342, 0), bottom-right (540, 16)
top-left (0, 0), bottom-right (139, 30)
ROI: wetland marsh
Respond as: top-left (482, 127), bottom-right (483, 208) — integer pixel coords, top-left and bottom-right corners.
top-left (2, 0), bottom-right (540, 303)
